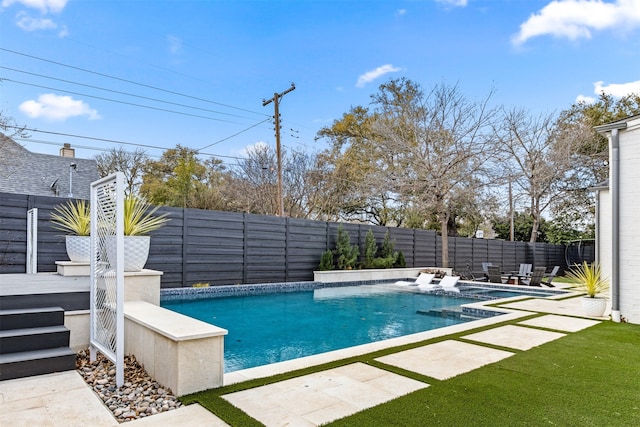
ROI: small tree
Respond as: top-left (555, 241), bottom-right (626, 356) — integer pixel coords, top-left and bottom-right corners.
top-left (335, 224), bottom-right (359, 269)
top-left (394, 251), bottom-right (407, 268)
top-left (319, 250), bottom-right (334, 271)
top-left (364, 229), bottom-right (378, 268)
top-left (378, 230), bottom-right (394, 258)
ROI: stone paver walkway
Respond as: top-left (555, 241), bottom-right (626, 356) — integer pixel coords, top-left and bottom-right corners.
top-left (375, 340), bottom-right (514, 380)
top-left (222, 363), bottom-right (427, 427)
top-left (0, 371), bottom-right (228, 427)
top-left (462, 324), bottom-right (566, 351)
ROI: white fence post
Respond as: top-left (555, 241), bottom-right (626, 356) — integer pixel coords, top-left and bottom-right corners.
top-left (89, 172), bottom-right (125, 387)
top-left (26, 208), bottom-right (38, 274)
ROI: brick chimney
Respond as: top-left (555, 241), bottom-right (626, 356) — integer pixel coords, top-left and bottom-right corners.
top-left (60, 143), bottom-right (75, 158)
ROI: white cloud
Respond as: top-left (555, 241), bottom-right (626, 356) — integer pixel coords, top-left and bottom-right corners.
top-left (167, 35), bottom-right (183, 55)
top-left (436, 0), bottom-right (468, 7)
top-left (575, 94), bottom-right (596, 104)
top-left (236, 141), bottom-right (268, 158)
top-left (576, 79), bottom-right (640, 103)
top-left (16, 14), bottom-right (56, 31)
top-left (594, 79), bottom-right (640, 96)
top-left (513, 0), bottom-right (640, 46)
top-left (2, 0), bottom-right (68, 14)
top-left (396, 8), bottom-right (407, 16)
top-left (356, 64), bottom-right (402, 88)
top-left (19, 93), bottom-right (101, 122)
top-left (57, 23), bottom-right (68, 37)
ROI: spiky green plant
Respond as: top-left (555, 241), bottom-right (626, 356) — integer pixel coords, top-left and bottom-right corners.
top-left (319, 250), bottom-right (335, 271)
top-left (51, 200), bottom-right (91, 236)
top-left (123, 195), bottom-right (169, 236)
top-left (363, 229), bottom-right (377, 268)
top-left (565, 261), bottom-right (609, 298)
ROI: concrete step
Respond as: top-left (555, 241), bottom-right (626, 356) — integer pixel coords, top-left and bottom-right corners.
top-left (0, 325), bottom-right (70, 354)
top-left (0, 307), bottom-right (65, 331)
top-left (0, 347), bottom-right (76, 381)
top-left (0, 292), bottom-right (89, 311)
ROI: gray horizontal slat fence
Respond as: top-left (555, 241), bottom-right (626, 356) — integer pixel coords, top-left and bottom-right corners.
top-left (0, 192), bottom-right (576, 288)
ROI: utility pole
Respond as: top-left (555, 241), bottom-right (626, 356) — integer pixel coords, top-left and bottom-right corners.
top-left (263, 83), bottom-right (295, 217)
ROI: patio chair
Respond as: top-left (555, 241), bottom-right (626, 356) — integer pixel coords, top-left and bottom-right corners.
top-left (460, 262), bottom-right (488, 282)
top-left (486, 265), bottom-right (504, 284)
top-left (439, 275), bottom-right (460, 293)
top-left (542, 266), bottom-right (560, 287)
top-left (522, 266), bottom-right (546, 287)
top-left (518, 263), bottom-right (532, 277)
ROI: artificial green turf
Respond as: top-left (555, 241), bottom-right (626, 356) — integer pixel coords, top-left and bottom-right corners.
top-left (182, 320), bottom-right (640, 426)
top-left (327, 321), bottom-right (640, 426)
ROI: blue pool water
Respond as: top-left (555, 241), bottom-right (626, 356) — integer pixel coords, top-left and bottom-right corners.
top-left (161, 285), bottom-right (479, 372)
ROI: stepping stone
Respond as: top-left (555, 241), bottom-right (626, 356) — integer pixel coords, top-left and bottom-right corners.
top-left (222, 363), bottom-right (427, 427)
top-left (463, 325), bottom-right (565, 351)
top-left (375, 340), bottom-right (514, 380)
top-left (518, 314), bottom-right (600, 332)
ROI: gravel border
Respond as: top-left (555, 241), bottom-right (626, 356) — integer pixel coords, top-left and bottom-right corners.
top-left (76, 350), bottom-right (182, 423)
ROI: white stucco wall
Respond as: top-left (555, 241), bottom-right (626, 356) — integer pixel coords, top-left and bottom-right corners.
top-left (602, 116), bottom-right (640, 324)
top-left (597, 189), bottom-right (612, 290)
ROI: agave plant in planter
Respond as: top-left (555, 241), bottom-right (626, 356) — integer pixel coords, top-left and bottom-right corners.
top-left (51, 200), bottom-right (91, 263)
top-left (106, 195), bottom-right (170, 272)
top-left (565, 261), bottom-right (610, 317)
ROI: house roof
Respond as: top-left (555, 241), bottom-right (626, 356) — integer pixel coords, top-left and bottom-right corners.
top-left (595, 113), bottom-right (640, 133)
top-left (0, 133), bottom-right (100, 200)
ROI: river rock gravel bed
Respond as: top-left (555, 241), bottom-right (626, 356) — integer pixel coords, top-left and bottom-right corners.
top-left (76, 350), bottom-right (182, 423)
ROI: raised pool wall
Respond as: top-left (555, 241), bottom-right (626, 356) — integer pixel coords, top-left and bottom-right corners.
top-left (313, 267), bottom-right (452, 283)
top-left (60, 263), bottom-right (227, 395)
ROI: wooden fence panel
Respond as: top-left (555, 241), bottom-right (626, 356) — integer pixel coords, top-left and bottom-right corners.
top-left (0, 192), bottom-right (574, 288)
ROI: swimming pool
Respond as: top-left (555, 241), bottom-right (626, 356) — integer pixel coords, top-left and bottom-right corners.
top-left (162, 284), bottom-right (480, 372)
top-left (161, 281), bottom-right (566, 373)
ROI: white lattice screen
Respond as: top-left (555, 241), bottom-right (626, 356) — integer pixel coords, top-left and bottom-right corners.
top-left (90, 172), bottom-right (125, 387)
top-left (26, 208), bottom-right (38, 274)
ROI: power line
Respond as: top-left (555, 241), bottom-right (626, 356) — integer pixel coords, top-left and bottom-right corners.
top-left (0, 66), bottom-right (258, 120)
top-left (2, 78), bottom-right (239, 123)
top-left (197, 118), bottom-right (271, 151)
top-left (0, 47), bottom-right (270, 117)
top-left (8, 126), bottom-right (250, 160)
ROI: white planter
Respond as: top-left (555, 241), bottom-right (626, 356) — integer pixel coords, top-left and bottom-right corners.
top-left (65, 235), bottom-right (91, 263)
top-left (581, 296), bottom-right (607, 317)
top-left (313, 267), bottom-right (452, 283)
top-left (106, 236), bottom-right (151, 272)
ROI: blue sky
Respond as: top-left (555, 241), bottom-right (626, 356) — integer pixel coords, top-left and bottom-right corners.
top-left (1, 0), bottom-right (639, 168)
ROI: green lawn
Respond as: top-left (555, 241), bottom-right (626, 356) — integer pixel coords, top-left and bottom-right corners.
top-left (182, 320), bottom-right (640, 426)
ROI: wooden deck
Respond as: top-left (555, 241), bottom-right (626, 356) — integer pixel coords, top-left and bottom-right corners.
top-left (0, 273), bottom-right (89, 297)
top-left (0, 273), bottom-right (90, 311)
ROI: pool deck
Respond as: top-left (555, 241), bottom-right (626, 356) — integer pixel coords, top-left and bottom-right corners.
top-left (0, 276), bottom-right (609, 426)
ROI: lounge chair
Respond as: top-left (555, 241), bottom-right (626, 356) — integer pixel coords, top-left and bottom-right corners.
top-left (486, 265), bottom-right (504, 284)
top-left (542, 266), bottom-right (560, 287)
top-left (522, 266), bottom-right (546, 287)
top-left (439, 275), bottom-right (460, 293)
top-left (417, 273), bottom-right (442, 291)
top-left (395, 272), bottom-right (435, 287)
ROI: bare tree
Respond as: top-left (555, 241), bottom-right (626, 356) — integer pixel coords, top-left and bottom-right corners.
top-left (228, 143), bottom-right (279, 215)
top-left (228, 144), bottom-right (327, 218)
top-left (0, 110), bottom-right (29, 140)
top-left (94, 147), bottom-right (149, 195)
top-left (372, 78), bottom-right (498, 267)
top-left (494, 108), bottom-right (573, 242)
